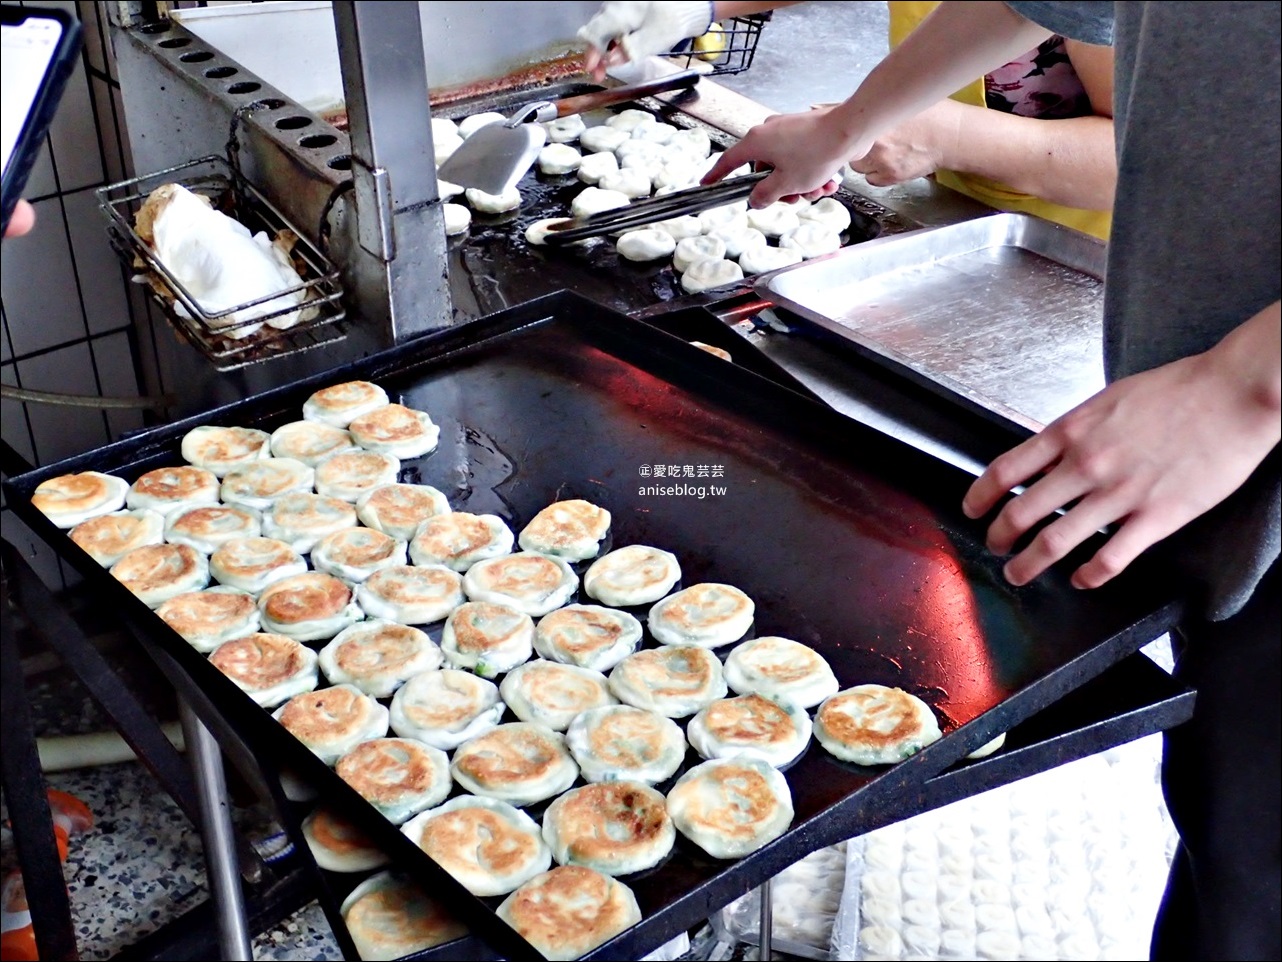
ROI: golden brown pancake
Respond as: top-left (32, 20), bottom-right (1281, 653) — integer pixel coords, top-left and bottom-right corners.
top-left (686, 693), bottom-right (813, 767)
top-left (496, 866), bottom-right (641, 961)
top-left (258, 572), bottom-right (361, 641)
top-left (261, 493), bottom-right (357, 554)
top-left (450, 723), bottom-right (579, 807)
top-left (388, 669), bottom-right (504, 751)
top-left (356, 483), bottom-right (450, 541)
top-left (665, 757), bottom-right (794, 858)
top-left (157, 587), bottom-right (259, 652)
top-left (311, 527), bottom-right (407, 583)
top-left (607, 646), bottom-right (727, 718)
top-left (341, 873), bottom-right (467, 959)
top-left (813, 685), bottom-right (942, 765)
top-left (318, 620), bottom-right (442, 698)
top-left (402, 796), bottom-right (550, 896)
top-left (647, 583), bottom-right (754, 648)
top-left (269, 420), bottom-right (357, 466)
top-left (565, 705), bottom-right (686, 784)
top-left (125, 466), bottom-right (220, 516)
top-left (722, 636), bottom-right (839, 709)
top-left (208, 536), bottom-right (308, 593)
top-left (356, 564), bottom-right (464, 625)
top-left (110, 543), bottom-right (209, 608)
top-left (208, 631), bottom-right (318, 707)
top-left (180, 425), bottom-right (271, 477)
top-left (542, 781), bottom-right (674, 875)
top-left (70, 509), bottom-right (164, 566)
top-left (462, 552), bottom-right (578, 617)
top-left (517, 499), bottom-right (611, 561)
top-left (440, 601), bottom-right (534, 677)
top-left (164, 504), bottom-right (261, 554)
top-left (301, 807), bottom-right (389, 872)
top-left (348, 403), bottom-right (439, 458)
top-left (314, 450), bottom-right (400, 502)
top-left (274, 684), bottom-right (389, 764)
top-left (303, 380), bottom-right (389, 428)
top-left (219, 458), bottom-right (315, 511)
top-left (32, 472), bottom-right (129, 528)
top-left (335, 737), bottom-right (451, 824)
top-left (408, 511), bottom-right (514, 571)
top-left (582, 544), bottom-right (681, 607)
top-left (499, 660), bottom-right (616, 731)
top-left (533, 604), bottom-right (642, 672)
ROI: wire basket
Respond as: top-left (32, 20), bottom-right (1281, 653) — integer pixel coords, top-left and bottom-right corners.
top-left (97, 155), bottom-right (347, 371)
top-left (670, 13), bottom-right (770, 76)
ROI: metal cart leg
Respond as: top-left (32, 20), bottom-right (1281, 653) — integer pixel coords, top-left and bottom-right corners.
top-left (758, 877), bottom-right (772, 961)
top-left (179, 699), bottom-right (253, 961)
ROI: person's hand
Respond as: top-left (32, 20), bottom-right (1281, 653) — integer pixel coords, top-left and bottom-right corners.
top-left (849, 99), bottom-right (962, 187)
top-left (703, 108), bottom-right (854, 206)
top-left (963, 328), bottom-right (1282, 589)
top-left (579, 1), bottom-right (713, 81)
top-left (4, 199), bottom-right (36, 238)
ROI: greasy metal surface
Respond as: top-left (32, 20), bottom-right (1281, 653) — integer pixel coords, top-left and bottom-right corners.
top-left (762, 213), bottom-right (1107, 431)
top-left (6, 293), bottom-right (1182, 962)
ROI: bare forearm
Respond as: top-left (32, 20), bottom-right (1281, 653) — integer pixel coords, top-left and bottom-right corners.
top-left (936, 102), bottom-right (1116, 210)
top-left (1207, 300), bottom-right (1282, 430)
top-left (831, 2), bottom-right (1051, 151)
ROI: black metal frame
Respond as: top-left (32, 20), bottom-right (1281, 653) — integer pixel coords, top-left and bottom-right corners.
top-left (4, 292), bottom-right (1190, 961)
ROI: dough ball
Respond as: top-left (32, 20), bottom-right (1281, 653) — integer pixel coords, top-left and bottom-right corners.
top-left (616, 229), bottom-right (677, 262)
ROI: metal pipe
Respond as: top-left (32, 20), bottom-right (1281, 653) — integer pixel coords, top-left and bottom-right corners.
top-left (758, 877), bottom-right (772, 961)
top-left (178, 699), bottom-right (253, 961)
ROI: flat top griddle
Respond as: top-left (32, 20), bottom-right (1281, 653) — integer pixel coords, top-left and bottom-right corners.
top-left (4, 293), bottom-right (1181, 961)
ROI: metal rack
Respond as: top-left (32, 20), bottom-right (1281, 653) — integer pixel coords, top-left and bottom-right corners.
top-left (672, 14), bottom-right (772, 76)
top-left (97, 155), bottom-right (347, 372)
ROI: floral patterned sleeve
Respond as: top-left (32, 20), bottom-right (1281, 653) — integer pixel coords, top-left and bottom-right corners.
top-left (985, 35), bottom-right (1092, 120)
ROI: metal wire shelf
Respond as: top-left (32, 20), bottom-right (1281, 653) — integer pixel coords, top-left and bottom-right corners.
top-left (671, 13), bottom-right (771, 77)
top-left (97, 155), bottom-right (347, 372)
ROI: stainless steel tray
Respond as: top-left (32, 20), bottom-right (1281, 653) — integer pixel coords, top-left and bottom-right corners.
top-left (758, 213), bottom-right (1106, 432)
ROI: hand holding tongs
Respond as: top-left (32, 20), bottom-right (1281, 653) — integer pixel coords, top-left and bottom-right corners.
top-left (542, 170), bottom-right (771, 246)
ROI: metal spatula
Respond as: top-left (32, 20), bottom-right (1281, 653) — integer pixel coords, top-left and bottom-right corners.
top-left (436, 68), bottom-right (703, 196)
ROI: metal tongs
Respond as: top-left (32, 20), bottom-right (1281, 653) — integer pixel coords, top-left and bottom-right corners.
top-left (542, 170), bottom-right (770, 246)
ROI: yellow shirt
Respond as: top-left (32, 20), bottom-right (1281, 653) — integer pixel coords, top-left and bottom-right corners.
top-left (889, 1), bottom-right (1112, 239)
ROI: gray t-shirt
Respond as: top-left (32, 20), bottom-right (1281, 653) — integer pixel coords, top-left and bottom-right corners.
top-left (1006, 1), bottom-right (1280, 620)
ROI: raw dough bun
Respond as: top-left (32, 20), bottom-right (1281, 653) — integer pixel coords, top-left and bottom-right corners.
top-left (746, 203), bottom-right (802, 237)
top-left (580, 125), bottom-right (630, 153)
top-left (544, 115), bottom-right (586, 143)
top-left (465, 186), bottom-right (522, 214)
top-left (571, 187), bottom-right (630, 220)
top-left (577, 151), bottom-right (620, 185)
top-left (779, 222), bottom-right (842, 259)
top-left (798, 196), bottom-right (852, 231)
top-left (710, 226), bottom-right (768, 259)
top-left (617, 229), bottom-right (677, 262)
top-left (597, 168), bottom-right (652, 199)
top-left (457, 111), bottom-right (505, 138)
top-left (738, 245), bottom-right (804, 275)
top-left (680, 259), bottom-right (744, 293)
top-left (672, 235), bottom-right (727, 273)
top-left (537, 143), bottom-right (583, 175)
top-left (442, 204), bottom-right (471, 236)
top-left (605, 108), bottom-right (656, 132)
top-left (654, 215), bottom-right (702, 240)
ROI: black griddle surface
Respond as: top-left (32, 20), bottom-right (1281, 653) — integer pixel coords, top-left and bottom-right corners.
top-left (5, 293), bottom-right (1182, 961)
